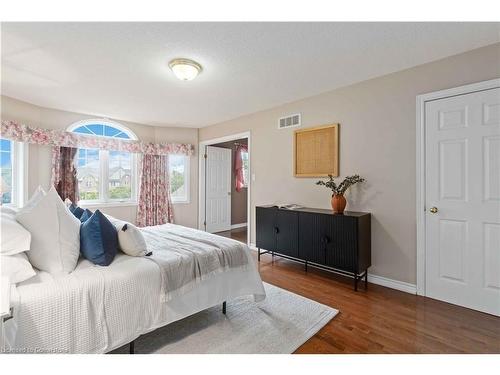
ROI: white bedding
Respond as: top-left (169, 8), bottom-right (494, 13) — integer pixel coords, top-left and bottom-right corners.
top-left (4, 226), bottom-right (265, 354)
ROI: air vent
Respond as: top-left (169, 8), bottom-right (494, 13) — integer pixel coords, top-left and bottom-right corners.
top-left (278, 113), bottom-right (301, 129)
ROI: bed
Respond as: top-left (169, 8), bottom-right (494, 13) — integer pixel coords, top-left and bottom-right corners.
top-left (3, 223), bottom-right (266, 354)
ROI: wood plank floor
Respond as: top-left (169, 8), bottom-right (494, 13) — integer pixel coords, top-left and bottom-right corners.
top-left (218, 228), bottom-right (500, 353)
top-left (254, 253), bottom-right (500, 353)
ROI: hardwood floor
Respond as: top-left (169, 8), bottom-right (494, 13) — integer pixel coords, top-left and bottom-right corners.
top-left (215, 228), bottom-right (500, 353)
top-left (216, 227), bottom-right (247, 243)
top-left (254, 253), bottom-right (500, 353)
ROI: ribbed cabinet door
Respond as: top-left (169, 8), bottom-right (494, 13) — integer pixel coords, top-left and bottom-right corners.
top-left (325, 216), bottom-right (358, 272)
top-left (275, 210), bottom-right (299, 258)
top-left (256, 207), bottom-right (276, 251)
top-left (298, 212), bottom-right (327, 264)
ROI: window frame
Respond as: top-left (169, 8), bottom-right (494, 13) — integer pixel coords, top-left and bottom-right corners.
top-left (0, 139), bottom-right (28, 208)
top-left (169, 154), bottom-right (190, 204)
top-left (68, 119), bottom-right (138, 207)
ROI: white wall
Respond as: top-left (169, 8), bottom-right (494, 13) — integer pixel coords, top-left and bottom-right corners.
top-left (0, 95), bottom-right (199, 228)
top-left (199, 43), bottom-right (500, 284)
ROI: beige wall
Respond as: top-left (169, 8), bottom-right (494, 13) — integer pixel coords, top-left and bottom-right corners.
top-left (200, 43), bottom-right (500, 284)
top-left (0, 96), bottom-right (199, 228)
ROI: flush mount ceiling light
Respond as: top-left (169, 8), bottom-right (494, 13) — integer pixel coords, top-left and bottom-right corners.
top-left (168, 58), bottom-right (202, 81)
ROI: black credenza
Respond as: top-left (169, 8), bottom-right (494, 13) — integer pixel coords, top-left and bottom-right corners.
top-left (256, 205), bottom-right (371, 291)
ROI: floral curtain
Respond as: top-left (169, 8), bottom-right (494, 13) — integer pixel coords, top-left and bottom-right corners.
top-left (51, 146), bottom-right (79, 203)
top-left (1, 120), bottom-right (194, 156)
top-left (235, 144), bottom-right (248, 192)
top-left (136, 154), bottom-right (174, 227)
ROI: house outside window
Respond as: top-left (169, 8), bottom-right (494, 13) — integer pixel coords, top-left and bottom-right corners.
top-left (69, 120), bottom-right (138, 205)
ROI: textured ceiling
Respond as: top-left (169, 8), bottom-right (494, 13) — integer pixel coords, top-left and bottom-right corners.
top-left (2, 22), bottom-right (499, 127)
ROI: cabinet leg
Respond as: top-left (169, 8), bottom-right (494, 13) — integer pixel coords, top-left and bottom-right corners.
top-left (129, 340), bottom-right (135, 354)
top-left (354, 275), bottom-right (358, 291)
top-left (365, 271), bottom-right (368, 289)
top-left (222, 301), bottom-right (226, 315)
top-left (258, 248), bottom-right (260, 262)
top-left (305, 261), bottom-right (308, 272)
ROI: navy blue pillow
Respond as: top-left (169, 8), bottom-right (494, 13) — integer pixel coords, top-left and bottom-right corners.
top-left (80, 210), bottom-right (118, 266)
top-left (79, 209), bottom-right (93, 223)
top-left (69, 203), bottom-right (84, 219)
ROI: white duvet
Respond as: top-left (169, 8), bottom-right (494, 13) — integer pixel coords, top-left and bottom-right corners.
top-left (4, 225), bottom-right (265, 354)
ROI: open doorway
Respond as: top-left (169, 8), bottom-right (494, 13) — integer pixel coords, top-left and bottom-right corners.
top-left (199, 132), bottom-right (250, 245)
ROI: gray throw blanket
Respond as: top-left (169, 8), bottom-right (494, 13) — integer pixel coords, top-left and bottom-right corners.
top-left (141, 223), bottom-right (249, 302)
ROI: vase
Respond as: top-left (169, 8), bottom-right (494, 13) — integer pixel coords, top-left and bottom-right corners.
top-left (331, 194), bottom-right (346, 214)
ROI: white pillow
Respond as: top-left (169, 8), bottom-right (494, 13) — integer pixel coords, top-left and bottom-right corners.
top-left (0, 210), bottom-right (32, 255)
top-left (16, 187), bottom-right (81, 275)
top-left (0, 252), bottom-right (36, 284)
top-left (23, 185), bottom-right (46, 210)
top-left (105, 215), bottom-right (148, 257)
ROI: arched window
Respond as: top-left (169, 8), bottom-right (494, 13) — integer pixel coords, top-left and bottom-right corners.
top-left (68, 119), bottom-right (138, 205)
top-left (68, 119), bottom-right (137, 140)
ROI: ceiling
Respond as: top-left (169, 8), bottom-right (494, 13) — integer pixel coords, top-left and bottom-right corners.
top-left (2, 22), bottom-right (499, 128)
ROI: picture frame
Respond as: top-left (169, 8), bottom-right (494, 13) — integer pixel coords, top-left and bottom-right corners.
top-left (293, 123), bottom-right (339, 177)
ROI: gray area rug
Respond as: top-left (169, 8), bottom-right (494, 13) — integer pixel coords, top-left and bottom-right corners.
top-left (111, 282), bottom-right (338, 354)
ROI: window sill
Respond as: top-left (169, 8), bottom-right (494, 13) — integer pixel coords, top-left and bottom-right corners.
top-left (172, 200), bottom-right (190, 205)
top-left (79, 201), bottom-right (138, 209)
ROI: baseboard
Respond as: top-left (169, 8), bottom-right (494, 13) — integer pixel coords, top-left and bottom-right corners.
top-left (248, 243), bottom-right (417, 295)
top-left (231, 223), bottom-right (247, 229)
top-left (367, 274), bottom-right (417, 295)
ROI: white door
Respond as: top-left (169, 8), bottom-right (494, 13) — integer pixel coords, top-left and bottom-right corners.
top-left (425, 87), bottom-right (500, 316)
top-left (205, 146), bottom-right (232, 233)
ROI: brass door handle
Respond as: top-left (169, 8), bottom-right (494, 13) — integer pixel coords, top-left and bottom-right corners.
top-left (429, 207), bottom-right (438, 213)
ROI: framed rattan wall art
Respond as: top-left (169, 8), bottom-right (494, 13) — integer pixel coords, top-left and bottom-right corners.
top-left (293, 124), bottom-right (339, 177)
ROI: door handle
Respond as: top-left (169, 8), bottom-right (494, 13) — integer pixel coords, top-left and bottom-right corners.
top-left (274, 227), bottom-right (279, 234)
top-left (429, 207), bottom-right (438, 214)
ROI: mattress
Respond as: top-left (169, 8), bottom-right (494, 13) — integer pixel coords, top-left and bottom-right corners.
top-left (4, 230), bottom-right (265, 354)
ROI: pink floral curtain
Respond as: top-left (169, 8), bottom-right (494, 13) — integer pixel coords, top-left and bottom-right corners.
top-left (51, 146), bottom-right (79, 203)
top-left (136, 154), bottom-right (174, 227)
top-left (235, 144), bottom-right (248, 192)
top-left (1, 120), bottom-right (194, 156)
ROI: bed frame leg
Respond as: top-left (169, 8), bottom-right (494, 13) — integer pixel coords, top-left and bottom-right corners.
top-left (129, 340), bottom-right (135, 354)
top-left (222, 301), bottom-right (227, 315)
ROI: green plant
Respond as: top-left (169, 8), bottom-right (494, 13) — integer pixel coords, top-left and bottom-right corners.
top-left (109, 186), bottom-right (131, 199)
top-left (316, 174), bottom-right (365, 195)
top-left (170, 169), bottom-right (184, 194)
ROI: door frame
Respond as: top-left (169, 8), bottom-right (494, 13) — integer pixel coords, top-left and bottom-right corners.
top-left (415, 78), bottom-right (500, 296)
top-left (198, 131), bottom-right (251, 245)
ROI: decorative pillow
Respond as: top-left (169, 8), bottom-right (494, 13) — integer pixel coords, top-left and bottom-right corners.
top-left (23, 186), bottom-right (46, 210)
top-left (79, 209), bottom-right (93, 223)
top-left (1, 209), bottom-right (31, 255)
top-left (16, 187), bottom-right (81, 275)
top-left (80, 210), bottom-right (118, 266)
top-left (1, 253), bottom-right (36, 284)
top-left (105, 215), bottom-right (148, 257)
top-left (69, 203), bottom-right (84, 219)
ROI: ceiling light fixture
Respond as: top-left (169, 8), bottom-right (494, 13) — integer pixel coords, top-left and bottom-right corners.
top-left (168, 58), bottom-right (202, 81)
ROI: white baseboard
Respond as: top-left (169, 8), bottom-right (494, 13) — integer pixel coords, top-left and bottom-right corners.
top-left (231, 223), bottom-right (247, 229)
top-left (367, 274), bottom-right (416, 294)
top-left (248, 243), bottom-right (416, 295)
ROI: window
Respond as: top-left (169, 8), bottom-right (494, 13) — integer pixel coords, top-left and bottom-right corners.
top-left (0, 138), bottom-right (27, 207)
top-left (241, 149), bottom-right (249, 188)
top-left (69, 120), bottom-right (137, 205)
top-left (169, 155), bottom-right (190, 203)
